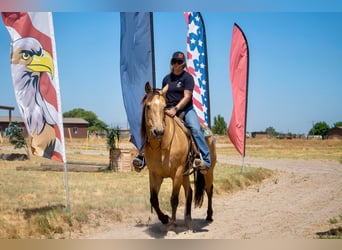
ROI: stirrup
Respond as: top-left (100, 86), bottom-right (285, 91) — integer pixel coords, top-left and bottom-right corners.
top-left (194, 159), bottom-right (209, 175)
top-left (132, 154), bottom-right (145, 172)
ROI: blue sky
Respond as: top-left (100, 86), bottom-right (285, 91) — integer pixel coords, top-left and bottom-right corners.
top-left (0, 11), bottom-right (341, 135)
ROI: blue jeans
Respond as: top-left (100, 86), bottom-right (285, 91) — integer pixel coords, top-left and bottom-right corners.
top-left (184, 106), bottom-right (211, 168)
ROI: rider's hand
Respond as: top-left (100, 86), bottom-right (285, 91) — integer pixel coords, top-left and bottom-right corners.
top-left (166, 107), bottom-right (177, 117)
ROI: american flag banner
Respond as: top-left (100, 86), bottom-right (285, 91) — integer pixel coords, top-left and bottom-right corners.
top-left (2, 12), bottom-right (66, 163)
top-left (184, 12), bottom-right (211, 127)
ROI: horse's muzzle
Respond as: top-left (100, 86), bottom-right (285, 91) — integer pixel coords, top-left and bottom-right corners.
top-left (151, 128), bottom-right (164, 139)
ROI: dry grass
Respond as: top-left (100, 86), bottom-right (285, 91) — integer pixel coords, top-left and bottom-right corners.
top-left (217, 136), bottom-right (342, 162)
top-left (0, 136), bottom-right (341, 238)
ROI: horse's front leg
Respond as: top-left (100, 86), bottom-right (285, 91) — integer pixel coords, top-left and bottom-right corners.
top-left (170, 170), bottom-right (185, 224)
top-left (149, 173), bottom-right (169, 224)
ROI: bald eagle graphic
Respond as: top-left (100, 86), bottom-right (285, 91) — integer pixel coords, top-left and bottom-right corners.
top-left (11, 37), bottom-right (58, 157)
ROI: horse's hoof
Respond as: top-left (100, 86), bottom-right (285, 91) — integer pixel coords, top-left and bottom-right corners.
top-left (206, 217), bottom-right (213, 223)
top-left (161, 215), bottom-right (169, 225)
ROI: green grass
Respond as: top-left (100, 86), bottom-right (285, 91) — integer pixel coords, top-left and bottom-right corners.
top-left (316, 215), bottom-right (342, 239)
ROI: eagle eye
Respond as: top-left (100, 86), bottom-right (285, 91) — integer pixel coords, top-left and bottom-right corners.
top-left (21, 50), bottom-right (32, 60)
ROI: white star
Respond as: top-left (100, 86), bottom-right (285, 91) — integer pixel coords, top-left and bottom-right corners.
top-left (188, 20), bottom-right (198, 35)
top-left (199, 85), bottom-right (206, 96)
top-left (191, 46), bottom-right (200, 61)
top-left (196, 69), bottom-right (202, 80)
top-left (202, 104), bottom-right (208, 115)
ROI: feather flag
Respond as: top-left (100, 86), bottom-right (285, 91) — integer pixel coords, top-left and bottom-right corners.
top-left (2, 12), bottom-right (66, 163)
top-left (227, 23), bottom-right (249, 157)
top-left (120, 12), bottom-right (155, 151)
top-left (184, 12), bottom-right (211, 127)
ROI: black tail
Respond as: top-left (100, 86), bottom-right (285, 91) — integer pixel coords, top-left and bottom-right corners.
top-left (194, 170), bottom-right (205, 208)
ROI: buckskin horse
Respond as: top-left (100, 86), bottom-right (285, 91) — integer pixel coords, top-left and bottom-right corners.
top-left (140, 82), bottom-right (216, 228)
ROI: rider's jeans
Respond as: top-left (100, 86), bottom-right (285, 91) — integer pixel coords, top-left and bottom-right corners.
top-left (184, 105), bottom-right (211, 168)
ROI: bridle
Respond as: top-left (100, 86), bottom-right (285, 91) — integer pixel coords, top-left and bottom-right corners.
top-left (144, 90), bottom-right (176, 151)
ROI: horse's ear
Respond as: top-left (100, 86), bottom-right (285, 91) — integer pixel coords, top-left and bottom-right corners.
top-left (161, 84), bottom-right (169, 96)
top-left (145, 82), bottom-right (152, 94)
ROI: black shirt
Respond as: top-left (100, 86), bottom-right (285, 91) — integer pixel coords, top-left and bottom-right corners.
top-left (162, 71), bottom-right (194, 111)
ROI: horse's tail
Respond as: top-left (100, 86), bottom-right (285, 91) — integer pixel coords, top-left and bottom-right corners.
top-left (194, 171), bottom-right (205, 208)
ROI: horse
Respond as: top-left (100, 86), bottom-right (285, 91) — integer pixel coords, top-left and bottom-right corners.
top-left (140, 82), bottom-right (217, 228)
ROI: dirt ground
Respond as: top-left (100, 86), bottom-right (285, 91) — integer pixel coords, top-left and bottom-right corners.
top-left (82, 155), bottom-right (342, 239)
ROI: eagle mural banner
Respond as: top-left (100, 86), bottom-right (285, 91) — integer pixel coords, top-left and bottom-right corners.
top-left (2, 12), bottom-right (66, 163)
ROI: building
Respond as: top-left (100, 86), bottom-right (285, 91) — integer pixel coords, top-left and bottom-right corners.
top-left (251, 131), bottom-right (267, 139)
top-left (0, 116), bottom-right (89, 139)
top-left (327, 127), bottom-right (342, 140)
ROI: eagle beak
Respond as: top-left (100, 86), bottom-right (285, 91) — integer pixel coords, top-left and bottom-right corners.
top-left (26, 50), bottom-right (55, 78)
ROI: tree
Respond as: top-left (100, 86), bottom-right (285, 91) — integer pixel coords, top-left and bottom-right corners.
top-left (212, 115), bottom-right (227, 135)
top-left (5, 121), bottom-right (30, 158)
top-left (309, 121), bottom-right (330, 137)
top-left (106, 125), bottom-right (121, 171)
top-left (106, 125), bottom-right (121, 150)
top-left (265, 126), bottom-right (277, 137)
top-left (333, 121), bottom-right (342, 127)
top-left (63, 108), bottom-right (108, 133)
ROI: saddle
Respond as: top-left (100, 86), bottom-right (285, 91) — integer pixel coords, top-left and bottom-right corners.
top-left (173, 112), bottom-right (212, 175)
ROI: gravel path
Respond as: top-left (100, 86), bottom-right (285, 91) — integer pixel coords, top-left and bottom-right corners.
top-left (83, 156), bottom-right (342, 239)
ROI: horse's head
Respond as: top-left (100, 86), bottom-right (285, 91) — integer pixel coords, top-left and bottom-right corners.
top-left (142, 82), bottom-right (169, 140)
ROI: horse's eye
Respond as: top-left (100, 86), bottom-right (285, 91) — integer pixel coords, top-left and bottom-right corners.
top-left (146, 104), bottom-right (151, 111)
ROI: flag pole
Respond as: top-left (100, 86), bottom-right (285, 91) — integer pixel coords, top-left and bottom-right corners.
top-left (198, 12), bottom-right (211, 128)
top-left (49, 12), bottom-right (71, 211)
top-left (237, 22), bottom-right (250, 173)
top-left (63, 162), bottom-right (71, 211)
top-left (149, 12), bottom-right (156, 89)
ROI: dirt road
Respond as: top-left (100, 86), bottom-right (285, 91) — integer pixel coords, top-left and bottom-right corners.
top-left (83, 156), bottom-right (342, 239)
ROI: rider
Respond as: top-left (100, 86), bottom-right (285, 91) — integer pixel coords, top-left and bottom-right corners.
top-left (133, 51), bottom-right (211, 174)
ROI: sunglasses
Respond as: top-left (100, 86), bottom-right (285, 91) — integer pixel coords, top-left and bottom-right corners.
top-left (171, 59), bottom-right (184, 65)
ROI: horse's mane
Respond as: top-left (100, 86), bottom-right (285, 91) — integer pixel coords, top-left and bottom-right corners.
top-left (140, 88), bottom-right (164, 142)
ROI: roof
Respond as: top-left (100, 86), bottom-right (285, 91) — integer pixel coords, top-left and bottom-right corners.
top-left (63, 117), bottom-right (89, 124)
top-left (0, 116), bottom-right (88, 125)
top-left (0, 105), bottom-right (15, 111)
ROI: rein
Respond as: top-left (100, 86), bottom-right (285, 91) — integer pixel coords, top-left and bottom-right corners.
top-left (146, 112), bottom-right (176, 151)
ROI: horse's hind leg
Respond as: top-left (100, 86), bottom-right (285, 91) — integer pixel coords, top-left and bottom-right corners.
top-left (205, 180), bottom-right (214, 223)
top-left (183, 178), bottom-right (193, 229)
top-left (149, 173), bottom-right (169, 224)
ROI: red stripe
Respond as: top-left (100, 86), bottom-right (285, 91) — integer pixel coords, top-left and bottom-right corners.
top-left (192, 97), bottom-right (203, 112)
top-left (40, 73), bottom-right (58, 111)
top-left (187, 51), bottom-right (192, 60)
top-left (184, 12), bottom-right (190, 24)
top-left (187, 66), bottom-right (195, 76)
top-left (2, 12), bottom-right (53, 54)
top-left (54, 124), bottom-right (61, 141)
top-left (193, 83), bottom-right (200, 93)
top-left (51, 151), bottom-right (63, 162)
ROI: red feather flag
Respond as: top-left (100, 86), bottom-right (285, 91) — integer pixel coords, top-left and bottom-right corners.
top-left (227, 23), bottom-right (249, 157)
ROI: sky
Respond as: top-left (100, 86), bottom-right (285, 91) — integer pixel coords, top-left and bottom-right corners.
top-left (0, 7), bottom-right (341, 135)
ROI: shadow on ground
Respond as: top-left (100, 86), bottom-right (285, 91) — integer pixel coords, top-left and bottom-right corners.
top-left (135, 218), bottom-right (211, 239)
top-left (17, 204), bottom-right (66, 219)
